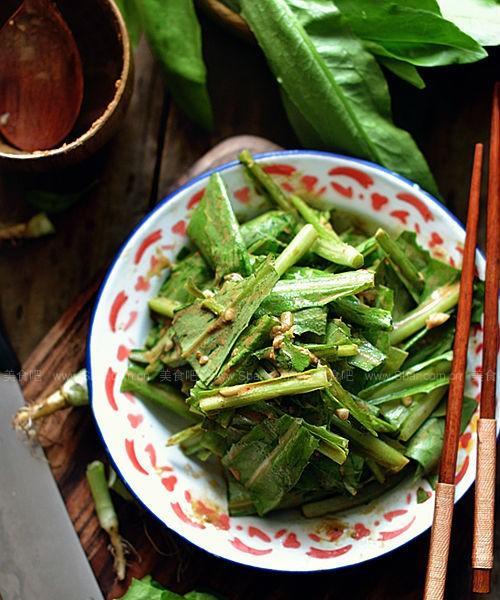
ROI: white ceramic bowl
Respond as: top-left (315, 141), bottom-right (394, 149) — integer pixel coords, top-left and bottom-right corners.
top-left (88, 151), bottom-right (494, 571)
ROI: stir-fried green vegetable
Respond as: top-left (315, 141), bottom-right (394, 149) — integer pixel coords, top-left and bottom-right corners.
top-left (121, 151), bottom-right (481, 517)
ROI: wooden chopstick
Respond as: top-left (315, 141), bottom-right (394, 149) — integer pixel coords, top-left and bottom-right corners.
top-left (423, 142), bottom-right (483, 600)
top-left (472, 82), bottom-right (500, 594)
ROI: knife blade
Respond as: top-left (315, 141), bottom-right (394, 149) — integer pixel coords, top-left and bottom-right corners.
top-left (0, 325), bottom-right (103, 600)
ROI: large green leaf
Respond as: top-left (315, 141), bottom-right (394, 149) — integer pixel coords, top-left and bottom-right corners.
top-left (138, 0), bottom-right (213, 129)
top-left (240, 0), bottom-right (438, 195)
top-left (438, 0), bottom-right (500, 46)
top-left (335, 0), bottom-right (487, 66)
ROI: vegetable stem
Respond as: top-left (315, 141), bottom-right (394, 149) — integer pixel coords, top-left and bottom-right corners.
top-left (331, 415), bottom-right (409, 471)
top-left (198, 366), bottom-right (332, 412)
top-left (121, 365), bottom-right (196, 422)
top-left (239, 150), bottom-right (293, 212)
top-left (86, 461), bottom-right (126, 581)
top-left (274, 224), bottom-right (318, 276)
top-left (289, 194), bottom-right (363, 268)
top-left (148, 296), bottom-right (180, 318)
top-left (375, 228), bottom-right (423, 300)
top-left (13, 369), bottom-right (88, 435)
top-left (390, 282), bottom-right (460, 344)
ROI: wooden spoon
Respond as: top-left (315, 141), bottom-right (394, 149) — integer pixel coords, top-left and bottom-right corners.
top-left (0, 0), bottom-right (84, 151)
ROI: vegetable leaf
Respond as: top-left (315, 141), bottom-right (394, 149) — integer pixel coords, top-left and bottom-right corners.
top-left (335, 0), bottom-right (487, 66)
top-left (222, 414), bottom-right (318, 515)
top-left (138, 0), bottom-right (213, 129)
top-left (437, 0), bottom-right (500, 46)
top-left (240, 0), bottom-right (438, 194)
top-left (187, 173), bottom-right (252, 278)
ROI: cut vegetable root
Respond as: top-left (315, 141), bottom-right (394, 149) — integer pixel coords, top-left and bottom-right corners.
top-left (0, 213), bottom-right (55, 241)
top-left (86, 461), bottom-right (127, 581)
top-left (12, 369), bottom-right (88, 438)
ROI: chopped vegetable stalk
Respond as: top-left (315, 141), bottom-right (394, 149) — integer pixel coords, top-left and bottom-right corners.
top-left (13, 369), bottom-right (88, 436)
top-left (289, 194), bottom-right (363, 267)
top-left (86, 461), bottom-right (126, 580)
top-left (274, 224), bottom-right (318, 276)
top-left (239, 149), bottom-right (293, 212)
top-left (148, 296), bottom-right (180, 318)
top-left (359, 351), bottom-right (452, 404)
top-left (302, 342), bottom-right (359, 360)
top-left (375, 228), bottom-right (423, 301)
top-left (198, 366), bottom-right (332, 412)
top-left (302, 471), bottom-right (406, 517)
top-left (303, 423), bottom-right (349, 464)
top-left (390, 282), bottom-right (460, 344)
top-left (331, 414), bottom-right (409, 471)
top-left (121, 365), bottom-right (197, 422)
top-left (108, 468), bottom-right (133, 502)
top-left (399, 386), bottom-right (448, 442)
top-left (331, 295), bottom-right (393, 330)
top-left (166, 423), bottom-right (203, 446)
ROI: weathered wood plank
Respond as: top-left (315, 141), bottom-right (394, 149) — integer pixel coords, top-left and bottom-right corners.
top-left (0, 40), bottom-right (166, 362)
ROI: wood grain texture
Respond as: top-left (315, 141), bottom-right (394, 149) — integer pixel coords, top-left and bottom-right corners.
top-left (439, 143), bottom-right (482, 484)
top-left (0, 40), bottom-right (164, 361)
top-left (1, 15), bottom-right (499, 599)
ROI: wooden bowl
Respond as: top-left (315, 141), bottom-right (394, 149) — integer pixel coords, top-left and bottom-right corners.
top-left (197, 0), bottom-right (252, 42)
top-left (0, 0), bottom-right (133, 170)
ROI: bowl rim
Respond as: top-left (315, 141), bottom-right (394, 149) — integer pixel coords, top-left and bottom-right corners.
top-left (0, 0), bottom-right (131, 161)
top-left (87, 149), bottom-right (487, 572)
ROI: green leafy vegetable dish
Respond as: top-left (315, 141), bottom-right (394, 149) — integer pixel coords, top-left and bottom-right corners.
top-left (120, 150), bottom-right (481, 519)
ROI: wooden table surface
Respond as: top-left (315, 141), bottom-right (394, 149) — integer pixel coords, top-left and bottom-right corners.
top-left (0, 13), bottom-right (498, 600)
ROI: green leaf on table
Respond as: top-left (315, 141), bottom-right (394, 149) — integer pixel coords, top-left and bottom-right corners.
top-left (377, 56), bottom-right (426, 89)
top-left (222, 414), bottom-right (318, 515)
top-left (335, 0), bottom-right (487, 66)
top-left (117, 575), bottom-right (223, 600)
top-left (240, 0), bottom-right (438, 195)
top-left (138, 0), bottom-right (213, 130)
top-left (187, 173), bottom-right (252, 279)
top-left (117, 576), bottom-right (183, 600)
top-left (115, 0), bottom-right (143, 47)
top-left (437, 0), bottom-right (500, 46)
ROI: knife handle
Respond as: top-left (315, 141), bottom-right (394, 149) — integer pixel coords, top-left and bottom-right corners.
top-left (0, 319), bottom-right (20, 374)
